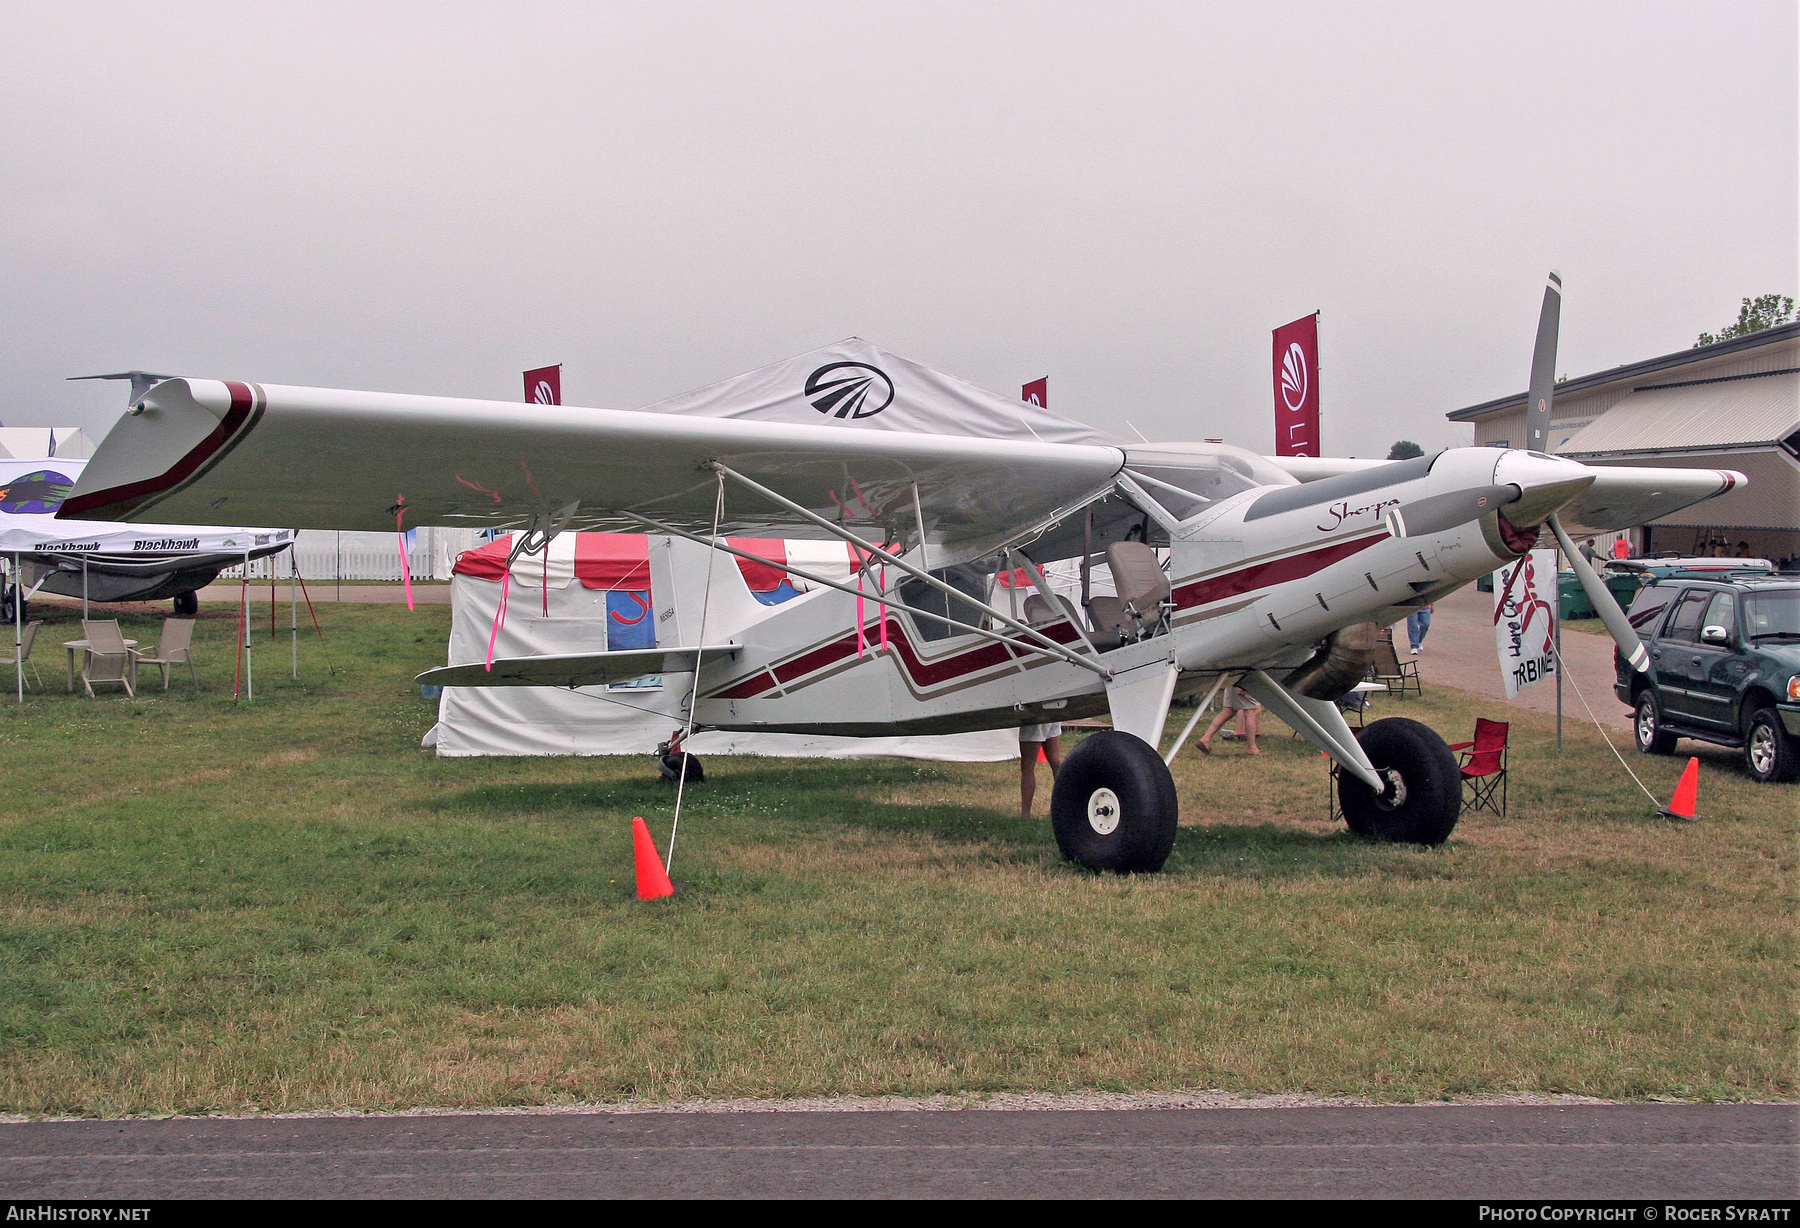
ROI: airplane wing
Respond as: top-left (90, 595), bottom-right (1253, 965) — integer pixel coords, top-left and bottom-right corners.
top-left (420, 646), bottom-right (739, 689)
top-left (62, 379), bottom-right (1125, 557)
top-left (1552, 466), bottom-right (1746, 536)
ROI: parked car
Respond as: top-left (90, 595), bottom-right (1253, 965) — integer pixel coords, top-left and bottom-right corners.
top-left (1614, 575), bottom-right (1800, 782)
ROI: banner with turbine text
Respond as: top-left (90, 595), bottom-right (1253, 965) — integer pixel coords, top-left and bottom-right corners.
top-left (1272, 313), bottom-right (1320, 457)
top-left (1494, 548), bottom-right (1559, 699)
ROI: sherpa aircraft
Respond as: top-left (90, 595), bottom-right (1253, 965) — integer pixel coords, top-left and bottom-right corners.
top-left (62, 276), bottom-right (1742, 871)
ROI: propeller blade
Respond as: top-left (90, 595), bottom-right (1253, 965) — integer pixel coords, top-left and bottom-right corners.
top-left (1525, 271), bottom-right (1562, 453)
top-left (1548, 513), bottom-right (1648, 672)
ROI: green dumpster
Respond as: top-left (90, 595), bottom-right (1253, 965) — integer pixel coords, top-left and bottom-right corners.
top-left (1558, 571), bottom-right (1596, 620)
top-left (1603, 571), bottom-right (1643, 612)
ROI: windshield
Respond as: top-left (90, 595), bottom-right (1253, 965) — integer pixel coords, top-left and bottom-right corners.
top-left (1744, 590), bottom-right (1800, 639)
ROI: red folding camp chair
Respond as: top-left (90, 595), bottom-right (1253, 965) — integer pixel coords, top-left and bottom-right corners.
top-left (1448, 718), bottom-right (1509, 817)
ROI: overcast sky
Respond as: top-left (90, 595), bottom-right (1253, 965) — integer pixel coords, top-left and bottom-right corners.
top-left (3, 1), bottom-right (1794, 456)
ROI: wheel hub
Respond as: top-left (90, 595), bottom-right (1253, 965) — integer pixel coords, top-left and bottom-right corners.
top-left (1374, 767), bottom-right (1409, 811)
top-left (1749, 725), bottom-right (1776, 774)
top-left (1087, 787), bottom-right (1121, 835)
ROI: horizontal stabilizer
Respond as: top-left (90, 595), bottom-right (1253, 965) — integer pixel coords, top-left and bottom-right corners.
top-left (419, 646), bottom-right (738, 689)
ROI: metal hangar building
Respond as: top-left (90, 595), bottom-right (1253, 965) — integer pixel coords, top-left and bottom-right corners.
top-left (1445, 322), bottom-right (1799, 562)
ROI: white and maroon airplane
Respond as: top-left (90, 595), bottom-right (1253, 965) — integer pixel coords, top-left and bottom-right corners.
top-left (61, 276), bottom-right (1741, 871)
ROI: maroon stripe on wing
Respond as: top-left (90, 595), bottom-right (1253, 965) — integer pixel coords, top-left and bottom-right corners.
top-left (61, 381), bottom-right (261, 519)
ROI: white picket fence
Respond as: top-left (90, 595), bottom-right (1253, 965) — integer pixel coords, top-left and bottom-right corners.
top-left (216, 528), bottom-right (485, 582)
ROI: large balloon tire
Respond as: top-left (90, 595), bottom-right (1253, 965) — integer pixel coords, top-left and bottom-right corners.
top-left (1050, 730), bottom-right (1179, 873)
top-left (172, 591), bottom-right (199, 617)
top-left (1338, 717), bottom-right (1461, 845)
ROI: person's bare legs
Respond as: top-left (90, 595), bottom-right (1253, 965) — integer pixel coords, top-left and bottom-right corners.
top-left (1020, 742), bottom-right (1042, 818)
top-left (1042, 735), bottom-right (1063, 775)
top-left (1196, 707), bottom-right (1233, 754)
top-left (1243, 707), bottom-right (1263, 754)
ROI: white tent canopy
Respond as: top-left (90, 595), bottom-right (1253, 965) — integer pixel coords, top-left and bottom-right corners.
top-left (636, 337), bottom-right (1118, 447)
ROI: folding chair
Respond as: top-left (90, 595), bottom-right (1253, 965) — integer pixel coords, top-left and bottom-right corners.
top-left (138, 618), bottom-right (199, 690)
top-left (1449, 718), bottom-right (1509, 817)
top-left (0, 620), bottom-right (43, 689)
top-left (80, 619), bottom-right (137, 697)
top-left (1370, 631), bottom-right (1422, 698)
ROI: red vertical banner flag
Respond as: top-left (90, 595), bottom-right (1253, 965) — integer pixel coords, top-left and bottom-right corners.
top-left (1021, 377), bottom-right (1048, 408)
top-left (524, 365), bottom-right (562, 405)
top-left (1271, 313), bottom-right (1320, 457)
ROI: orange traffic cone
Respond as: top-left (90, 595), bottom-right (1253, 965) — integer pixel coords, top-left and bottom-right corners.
top-left (1659, 757), bottom-right (1701, 821)
top-left (632, 817), bottom-right (676, 900)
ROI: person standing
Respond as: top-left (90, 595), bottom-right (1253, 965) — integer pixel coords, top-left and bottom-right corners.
top-left (1196, 685), bottom-right (1262, 756)
top-left (1579, 538), bottom-right (1597, 565)
top-left (1407, 604), bottom-right (1434, 654)
top-left (1018, 722), bottom-right (1063, 819)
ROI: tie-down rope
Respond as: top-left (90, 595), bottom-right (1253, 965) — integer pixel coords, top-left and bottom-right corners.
top-left (666, 472), bottom-right (725, 873)
top-left (1546, 635), bottom-right (1665, 809)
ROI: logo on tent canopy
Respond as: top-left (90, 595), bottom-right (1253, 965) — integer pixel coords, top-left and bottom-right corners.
top-left (804, 363), bottom-right (894, 420)
top-left (0, 470), bottom-right (74, 515)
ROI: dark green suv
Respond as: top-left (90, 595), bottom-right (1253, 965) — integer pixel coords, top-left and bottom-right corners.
top-left (1614, 575), bottom-right (1800, 783)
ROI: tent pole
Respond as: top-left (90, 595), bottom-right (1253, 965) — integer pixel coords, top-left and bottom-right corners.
top-left (82, 556), bottom-right (88, 620)
top-left (14, 553), bottom-right (22, 704)
top-left (243, 549), bottom-right (253, 702)
top-left (290, 546), bottom-right (298, 679)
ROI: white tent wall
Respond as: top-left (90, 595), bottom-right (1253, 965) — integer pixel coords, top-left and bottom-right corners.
top-left (431, 533), bottom-right (1016, 762)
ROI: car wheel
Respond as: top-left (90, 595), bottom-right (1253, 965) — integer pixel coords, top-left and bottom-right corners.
top-left (1635, 692), bottom-right (1678, 755)
top-left (1744, 708), bottom-right (1800, 784)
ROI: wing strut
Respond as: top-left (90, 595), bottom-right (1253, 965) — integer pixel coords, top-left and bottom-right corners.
top-left (707, 462), bottom-right (1113, 680)
top-left (620, 509), bottom-right (1111, 679)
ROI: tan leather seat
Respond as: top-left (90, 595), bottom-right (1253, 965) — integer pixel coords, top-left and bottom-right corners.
top-left (1104, 541), bottom-right (1171, 639)
top-left (1087, 595), bottom-right (1132, 644)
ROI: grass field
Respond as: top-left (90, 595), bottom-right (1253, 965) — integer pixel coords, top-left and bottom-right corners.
top-left (0, 598), bottom-right (1792, 1117)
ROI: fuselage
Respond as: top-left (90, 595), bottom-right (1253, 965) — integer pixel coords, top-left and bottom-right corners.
top-left (687, 446), bottom-right (1582, 735)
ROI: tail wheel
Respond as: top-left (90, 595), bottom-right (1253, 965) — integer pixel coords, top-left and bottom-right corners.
top-left (1338, 717), bottom-right (1461, 845)
top-left (1050, 730), bottom-right (1179, 873)
top-left (1635, 691), bottom-right (1678, 755)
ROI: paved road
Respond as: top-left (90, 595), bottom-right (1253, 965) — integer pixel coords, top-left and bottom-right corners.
top-left (1410, 583), bottom-right (1632, 731)
top-left (2, 1105), bottom-right (1791, 1199)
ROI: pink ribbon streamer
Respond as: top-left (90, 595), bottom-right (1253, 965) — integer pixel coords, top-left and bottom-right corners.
top-left (486, 570), bottom-right (510, 670)
top-left (395, 504), bottom-right (414, 611)
top-left (856, 564), bottom-right (866, 658)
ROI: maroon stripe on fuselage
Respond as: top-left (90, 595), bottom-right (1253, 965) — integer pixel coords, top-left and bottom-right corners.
top-left (61, 381), bottom-right (260, 519)
top-left (715, 534), bottom-right (1388, 702)
top-left (1170, 532), bottom-right (1387, 610)
top-left (717, 670), bottom-right (779, 700)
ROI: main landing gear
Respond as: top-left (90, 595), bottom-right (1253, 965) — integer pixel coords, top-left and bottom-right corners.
top-left (1337, 717), bottom-right (1461, 845)
top-left (1050, 730), bottom-right (1179, 873)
